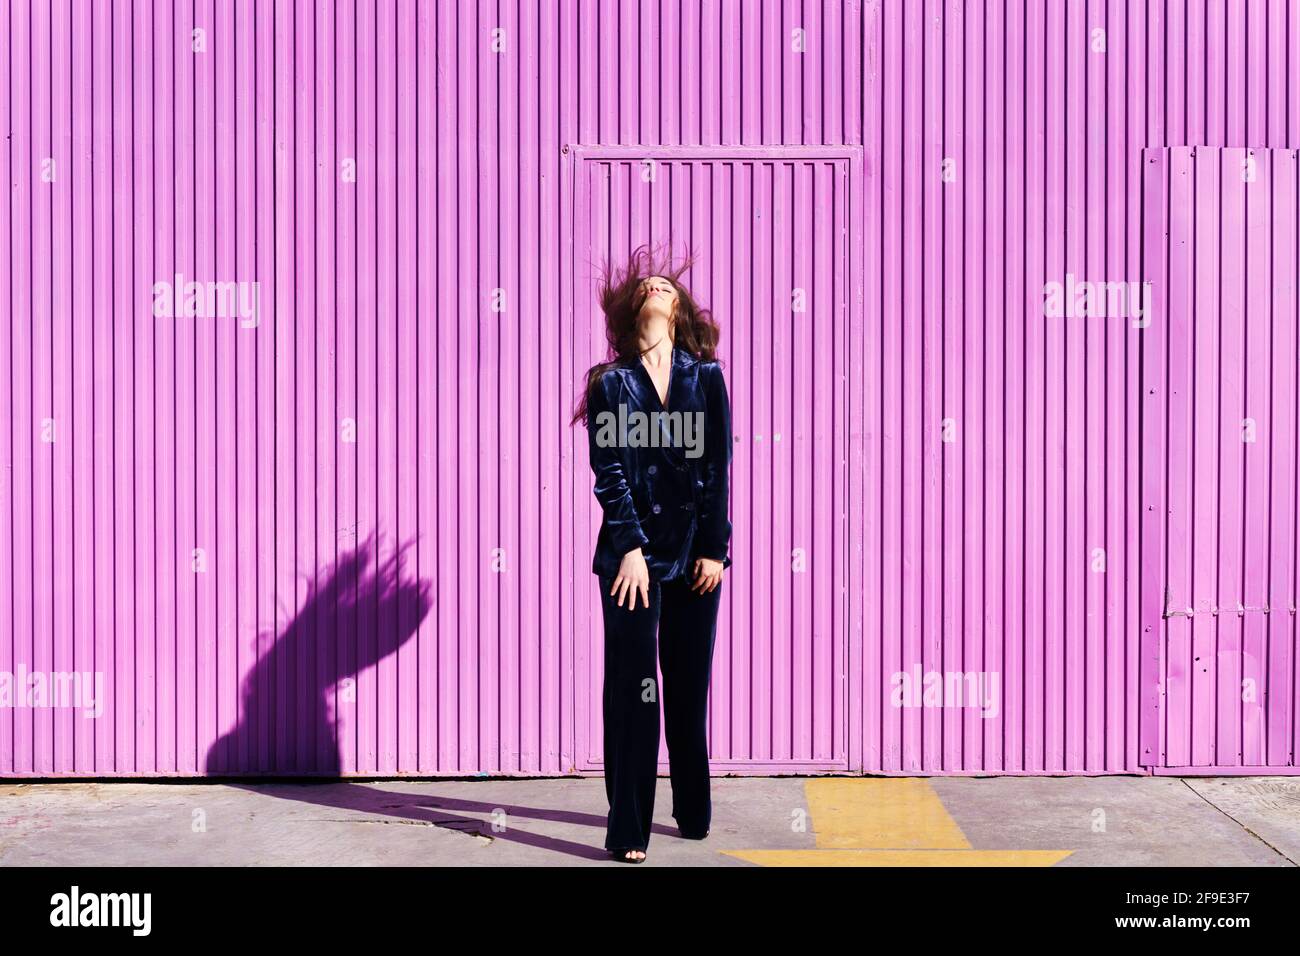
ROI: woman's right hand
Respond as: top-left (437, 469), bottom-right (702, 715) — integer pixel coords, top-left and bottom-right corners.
top-left (611, 548), bottom-right (651, 610)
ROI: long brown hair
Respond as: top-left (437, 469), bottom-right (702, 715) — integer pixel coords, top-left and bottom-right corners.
top-left (570, 241), bottom-right (722, 427)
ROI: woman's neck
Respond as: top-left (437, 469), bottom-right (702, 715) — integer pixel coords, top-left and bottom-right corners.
top-left (637, 319), bottom-right (674, 366)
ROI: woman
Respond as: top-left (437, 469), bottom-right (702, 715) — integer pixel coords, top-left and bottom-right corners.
top-left (571, 243), bottom-right (732, 864)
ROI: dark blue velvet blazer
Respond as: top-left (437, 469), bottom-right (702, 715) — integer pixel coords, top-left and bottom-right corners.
top-left (586, 346), bottom-right (732, 582)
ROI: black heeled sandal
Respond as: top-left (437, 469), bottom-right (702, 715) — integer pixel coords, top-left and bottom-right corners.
top-left (609, 847), bottom-right (647, 863)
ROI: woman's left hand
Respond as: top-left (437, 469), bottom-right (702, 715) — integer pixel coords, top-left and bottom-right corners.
top-left (691, 557), bottom-right (724, 594)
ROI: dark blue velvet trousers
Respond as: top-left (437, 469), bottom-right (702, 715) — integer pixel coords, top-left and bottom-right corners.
top-left (599, 573), bottom-right (722, 852)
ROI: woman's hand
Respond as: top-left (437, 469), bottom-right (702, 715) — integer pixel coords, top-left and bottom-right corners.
top-left (612, 548), bottom-right (651, 610)
top-left (691, 557), bottom-right (724, 594)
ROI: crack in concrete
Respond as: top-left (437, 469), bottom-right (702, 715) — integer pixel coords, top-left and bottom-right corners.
top-left (1181, 779), bottom-right (1297, 866)
top-left (297, 817), bottom-right (492, 839)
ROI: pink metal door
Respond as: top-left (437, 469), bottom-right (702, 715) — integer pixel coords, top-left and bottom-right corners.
top-left (567, 146), bottom-right (863, 773)
top-left (1142, 146), bottom-right (1300, 773)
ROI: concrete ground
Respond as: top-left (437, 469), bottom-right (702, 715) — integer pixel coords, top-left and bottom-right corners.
top-left (0, 775), bottom-right (1296, 866)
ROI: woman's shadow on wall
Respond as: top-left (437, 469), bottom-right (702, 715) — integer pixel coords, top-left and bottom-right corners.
top-left (204, 536), bottom-right (428, 776)
top-left (202, 535), bottom-right (620, 862)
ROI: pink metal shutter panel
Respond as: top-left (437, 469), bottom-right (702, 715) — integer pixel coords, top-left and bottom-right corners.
top-left (568, 147), bottom-right (863, 772)
top-left (1141, 146), bottom-right (1300, 772)
top-left (10, 2), bottom-right (1300, 781)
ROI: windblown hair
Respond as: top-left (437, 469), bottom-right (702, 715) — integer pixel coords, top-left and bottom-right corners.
top-left (570, 241), bottom-right (722, 427)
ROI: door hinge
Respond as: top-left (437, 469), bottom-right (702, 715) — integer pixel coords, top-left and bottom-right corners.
top-left (1163, 601), bottom-right (1294, 619)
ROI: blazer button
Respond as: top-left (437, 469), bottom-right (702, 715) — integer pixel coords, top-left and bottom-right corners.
top-left (647, 465), bottom-right (657, 475)
top-left (652, 504), bottom-right (662, 514)
top-left (682, 502), bottom-right (695, 511)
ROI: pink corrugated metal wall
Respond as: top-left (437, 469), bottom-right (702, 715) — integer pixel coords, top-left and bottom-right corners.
top-left (2, 1), bottom-right (1300, 778)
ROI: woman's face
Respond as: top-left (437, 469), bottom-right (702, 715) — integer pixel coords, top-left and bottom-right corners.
top-left (638, 275), bottom-right (679, 325)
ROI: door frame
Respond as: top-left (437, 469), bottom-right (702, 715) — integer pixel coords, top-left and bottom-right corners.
top-left (1139, 145), bottom-right (1300, 775)
top-left (561, 144), bottom-right (866, 775)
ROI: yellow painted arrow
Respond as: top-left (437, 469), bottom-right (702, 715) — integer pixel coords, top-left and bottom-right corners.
top-left (723, 778), bottom-right (1073, 867)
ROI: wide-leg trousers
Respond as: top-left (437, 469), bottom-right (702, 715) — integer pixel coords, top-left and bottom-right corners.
top-left (599, 572), bottom-right (722, 852)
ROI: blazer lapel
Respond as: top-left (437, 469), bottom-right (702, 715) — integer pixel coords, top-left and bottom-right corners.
top-left (666, 347), bottom-right (697, 411)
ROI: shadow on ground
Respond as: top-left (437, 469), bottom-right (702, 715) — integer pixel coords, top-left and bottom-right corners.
top-left (202, 538), bottom-right (640, 862)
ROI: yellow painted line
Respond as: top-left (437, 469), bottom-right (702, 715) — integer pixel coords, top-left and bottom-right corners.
top-left (725, 778), bottom-right (1073, 866)
top-left (722, 849), bottom-right (1074, 867)
top-left (807, 777), bottom-right (972, 849)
